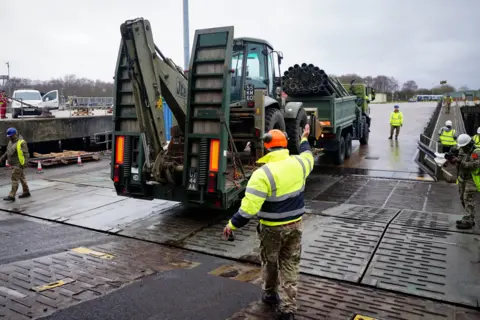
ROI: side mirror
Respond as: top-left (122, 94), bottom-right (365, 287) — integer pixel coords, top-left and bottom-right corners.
top-left (278, 51), bottom-right (284, 65)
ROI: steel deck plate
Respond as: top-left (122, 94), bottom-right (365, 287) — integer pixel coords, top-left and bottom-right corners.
top-left (345, 179), bottom-right (397, 207)
top-left (304, 200), bottom-right (338, 214)
top-left (181, 217), bottom-right (260, 262)
top-left (0, 240), bottom-right (199, 319)
top-left (362, 224), bottom-right (480, 307)
top-left (314, 203), bottom-right (399, 223)
top-left (66, 199), bottom-right (178, 232)
top-left (382, 180), bottom-right (430, 211)
top-left (0, 183), bottom-right (121, 220)
top-left (46, 172), bottom-right (114, 188)
top-left (120, 205), bottom-right (226, 245)
top-left (424, 183), bottom-right (465, 214)
top-left (0, 179), bottom-right (58, 197)
top-left (301, 216), bottom-right (384, 282)
top-left (228, 274), bottom-right (480, 320)
top-left (314, 176), bottom-right (369, 202)
top-left (304, 174), bottom-right (342, 200)
top-left (393, 209), bottom-right (480, 234)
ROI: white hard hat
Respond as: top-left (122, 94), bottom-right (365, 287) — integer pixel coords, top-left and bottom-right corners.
top-left (445, 120), bottom-right (452, 126)
top-left (477, 127), bottom-right (480, 134)
top-left (457, 134), bottom-right (472, 147)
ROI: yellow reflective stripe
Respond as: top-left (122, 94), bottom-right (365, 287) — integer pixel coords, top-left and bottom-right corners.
top-left (261, 165), bottom-right (277, 199)
top-left (260, 216), bottom-right (302, 227)
top-left (474, 135), bottom-right (480, 146)
top-left (17, 139), bottom-right (25, 166)
top-left (245, 187), bottom-right (267, 198)
top-left (294, 156), bottom-right (306, 181)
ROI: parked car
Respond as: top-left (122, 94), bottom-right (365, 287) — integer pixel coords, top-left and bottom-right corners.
top-left (10, 89), bottom-right (59, 118)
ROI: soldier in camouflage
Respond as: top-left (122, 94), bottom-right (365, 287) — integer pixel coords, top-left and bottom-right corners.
top-left (451, 134), bottom-right (479, 229)
top-left (0, 127), bottom-right (31, 201)
top-left (223, 125), bottom-right (314, 320)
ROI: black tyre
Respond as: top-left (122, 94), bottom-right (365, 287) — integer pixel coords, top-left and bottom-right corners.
top-left (286, 108), bottom-right (308, 155)
top-left (333, 136), bottom-right (345, 165)
top-left (265, 108), bottom-right (286, 132)
top-left (359, 117), bottom-right (369, 145)
top-left (345, 133), bottom-right (353, 159)
top-left (12, 110), bottom-right (18, 119)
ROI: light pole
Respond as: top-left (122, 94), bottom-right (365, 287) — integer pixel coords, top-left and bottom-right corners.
top-left (183, 0), bottom-right (190, 71)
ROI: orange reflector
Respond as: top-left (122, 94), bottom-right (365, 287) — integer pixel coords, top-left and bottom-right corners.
top-left (319, 121), bottom-right (331, 126)
top-left (115, 136), bottom-right (125, 164)
top-left (209, 139), bottom-right (220, 172)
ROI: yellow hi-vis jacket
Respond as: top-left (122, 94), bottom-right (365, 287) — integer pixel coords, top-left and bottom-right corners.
top-left (473, 135), bottom-right (480, 147)
top-left (439, 129), bottom-right (457, 146)
top-left (228, 138), bottom-right (314, 229)
top-left (390, 111), bottom-right (403, 126)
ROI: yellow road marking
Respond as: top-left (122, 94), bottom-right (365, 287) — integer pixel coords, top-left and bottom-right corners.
top-left (31, 278), bottom-right (75, 292)
top-left (352, 315), bottom-right (378, 320)
top-left (71, 247), bottom-right (115, 260)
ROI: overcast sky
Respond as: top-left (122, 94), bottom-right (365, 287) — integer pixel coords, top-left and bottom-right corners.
top-left (1, 0), bottom-right (479, 90)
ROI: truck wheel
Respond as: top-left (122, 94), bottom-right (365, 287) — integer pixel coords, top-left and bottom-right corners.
top-left (265, 108), bottom-right (286, 132)
top-left (360, 118), bottom-right (370, 145)
top-left (345, 133), bottom-right (353, 158)
top-left (12, 110), bottom-right (18, 119)
top-left (333, 136), bottom-right (345, 165)
top-left (286, 108), bottom-right (307, 155)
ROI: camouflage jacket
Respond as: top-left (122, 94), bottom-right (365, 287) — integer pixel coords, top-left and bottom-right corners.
top-left (458, 147), bottom-right (480, 180)
top-left (1, 135), bottom-right (29, 167)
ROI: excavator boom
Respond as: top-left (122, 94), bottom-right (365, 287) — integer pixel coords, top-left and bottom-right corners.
top-left (119, 18), bottom-right (188, 156)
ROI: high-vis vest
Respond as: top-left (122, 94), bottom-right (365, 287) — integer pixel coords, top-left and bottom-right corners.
top-left (16, 139), bottom-right (25, 166)
top-left (390, 111), bottom-right (403, 126)
top-left (457, 148), bottom-right (480, 192)
top-left (473, 135), bottom-right (480, 147)
top-left (439, 129), bottom-right (456, 146)
top-left (228, 138), bottom-right (314, 229)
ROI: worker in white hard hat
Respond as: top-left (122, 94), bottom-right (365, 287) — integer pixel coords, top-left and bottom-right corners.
top-left (472, 127), bottom-right (480, 147)
top-left (449, 133), bottom-right (480, 229)
top-left (438, 120), bottom-right (458, 153)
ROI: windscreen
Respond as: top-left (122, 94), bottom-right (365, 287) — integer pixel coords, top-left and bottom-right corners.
top-left (14, 91), bottom-right (42, 101)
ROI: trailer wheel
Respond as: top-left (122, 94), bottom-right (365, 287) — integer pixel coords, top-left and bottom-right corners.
top-left (333, 136), bottom-right (345, 165)
top-left (360, 118), bottom-right (370, 145)
top-left (265, 107), bottom-right (286, 132)
top-left (345, 133), bottom-right (353, 159)
top-left (286, 108), bottom-right (307, 155)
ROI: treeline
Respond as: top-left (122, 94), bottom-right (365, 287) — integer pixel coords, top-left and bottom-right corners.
top-left (0, 73), bottom-right (472, 100)
top-left (334, 74), bottom-right (464, 100)
top-left (2, 74), bottom-right (114, 97)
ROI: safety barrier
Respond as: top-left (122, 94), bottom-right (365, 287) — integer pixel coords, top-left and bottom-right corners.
top-left (415, 100), bottom-right (444, 180)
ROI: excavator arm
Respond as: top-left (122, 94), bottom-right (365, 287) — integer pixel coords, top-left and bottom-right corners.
top-left (119, 18), bottom-right (188, 158)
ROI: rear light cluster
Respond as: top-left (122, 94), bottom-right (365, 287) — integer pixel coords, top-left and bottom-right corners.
top-left (113, 136), bottom-right (125, 183)
top-left (208, 139), bottom-right (220, 193)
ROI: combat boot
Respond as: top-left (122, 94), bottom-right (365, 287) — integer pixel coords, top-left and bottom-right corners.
top-left (456, 216), bottom-right (475, 229)
top-left (18, 192), bottom-right (31, 198)
top-left (262, 292), bottom-right (279, 305)
top-left (3, 196), bottom-right (14, 202)
top-left (388, 136), bottom-right (392, 140)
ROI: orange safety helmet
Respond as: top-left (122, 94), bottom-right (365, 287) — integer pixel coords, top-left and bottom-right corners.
top-left (263, 129), bottom-right (288, 149)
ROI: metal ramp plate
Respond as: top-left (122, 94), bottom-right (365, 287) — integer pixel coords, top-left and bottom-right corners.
top-left (0, 183), bottom-right (119, 219)
top-left (424, 183), bottom-right (465, 213)
top-left (381, 180), bottom-right (431, 211)
top-left (228, 274), bottom-right (480, 320)
top-left (393, 209), bottom-right (480, 234)
top-left (304, 175), bottom-right (342, 200)
top-left (120, 205), bottom-right (225, 245)
top-left (314, 203), bottom-right (399, 223)
top-left (300, 215), bottom-right (384, 282)
top-left (345, 179), bottom-right (398, 207)
top-left (181, 218), bottom-right (260, 262)
top-left (66, 199), bottom-right (178, 232)
top-left (304, 200), bottom-right (338, 214)
top-left (46, 172), bottom-right (114, 188)
top-left (314, 176), bottom-right (369, 202)
top-left (361, 224), bottom-right (480, 307)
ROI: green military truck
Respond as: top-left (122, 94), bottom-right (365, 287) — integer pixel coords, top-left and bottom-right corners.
top-left (111, 18), bottom-right (373, 210)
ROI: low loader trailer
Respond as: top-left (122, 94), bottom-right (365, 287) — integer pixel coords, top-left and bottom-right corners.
top-left (111, 18), bottom-right (375, 210)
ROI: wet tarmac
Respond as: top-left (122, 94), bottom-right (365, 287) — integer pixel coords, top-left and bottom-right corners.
top-left (319, 102), bottom-right (437, 180)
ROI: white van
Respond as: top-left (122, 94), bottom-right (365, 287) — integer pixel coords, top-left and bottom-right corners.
top-left (10, 89), bottom-right (59, 118)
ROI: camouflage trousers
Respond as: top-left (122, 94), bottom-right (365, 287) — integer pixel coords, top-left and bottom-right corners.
top-left (458, 178), bottom-right (476, 221)
top-left (390, 125), bottom-right (400, 137)
top-left (258, 220), bottom-right (303, 313)
top-left (10, 166), bottom-right (29, 198)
